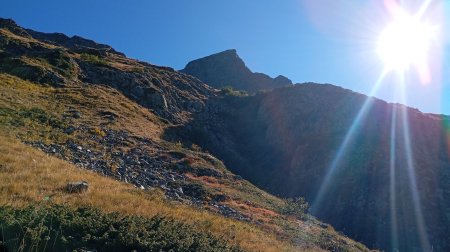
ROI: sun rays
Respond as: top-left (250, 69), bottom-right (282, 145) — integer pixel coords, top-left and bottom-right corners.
top-left (389, 94), bottom-right (398, 251)
top-left (398, 73), bottom-right (431, 251)
top-left (311, 0), bottom-right (439, 250)
top-left (311, 68), bottom-right (388, 213)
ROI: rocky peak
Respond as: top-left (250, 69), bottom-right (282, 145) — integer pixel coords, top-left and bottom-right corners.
top-left (203, 49), bottom-right (246, 67)
top-left (274, 75), bottom-right (291, 86)
top-left (183, 49), bottom-right (247, 77)
top-left (0, 18), bottom-right (18, 28)
top-left (0, 18), bottom-right (32, 38)
top-left (181, 49), bottom-right (292, 93)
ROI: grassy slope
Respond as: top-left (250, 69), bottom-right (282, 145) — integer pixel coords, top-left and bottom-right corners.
top-left (0, 132), bottom-right (293, 251)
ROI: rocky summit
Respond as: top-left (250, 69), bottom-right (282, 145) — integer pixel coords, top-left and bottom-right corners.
top-left (181, 49), bottom-right (293, 93)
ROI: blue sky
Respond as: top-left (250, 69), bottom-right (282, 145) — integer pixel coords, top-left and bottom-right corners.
top-left (1, 0), bottom-right (449, 114)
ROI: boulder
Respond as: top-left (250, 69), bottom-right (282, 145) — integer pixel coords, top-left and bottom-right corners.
top-left (65, 181), bottom-right (89, 193)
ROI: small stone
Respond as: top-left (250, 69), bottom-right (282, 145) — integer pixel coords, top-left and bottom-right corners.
top-left (72, 111), bottom-right (81, 118)
top-left (64, 126), bottom-right (76, 134)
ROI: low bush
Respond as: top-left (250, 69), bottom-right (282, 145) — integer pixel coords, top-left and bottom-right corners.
top-left (80, 53), bottom-right (108, 66)
top-left (0, 107), bottom-right (66, 130)
top-left (220, 86), bottom-right (248, 97)
top-left (281, 197), bottom-right (309, 220)
top-left (0, 205), bottom-right (241, 252)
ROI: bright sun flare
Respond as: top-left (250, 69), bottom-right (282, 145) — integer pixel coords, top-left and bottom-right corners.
top-left (378, 12), bottom-right (436, 72)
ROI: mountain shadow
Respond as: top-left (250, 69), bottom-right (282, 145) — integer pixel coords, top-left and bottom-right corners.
top-left (164, 81), bottom-right (450, 252)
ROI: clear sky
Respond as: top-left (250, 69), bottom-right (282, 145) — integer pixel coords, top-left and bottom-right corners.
top-left (1, 0), bottom-right (449, 115)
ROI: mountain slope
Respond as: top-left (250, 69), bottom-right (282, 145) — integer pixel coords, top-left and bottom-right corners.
top-left (181, 49), bottom-right (293, 93)
top-left (0, 18), bottom-right (213, 124)
top-left (0, 18), bottom-right (369, 251)
top-left (168, 81), bottom-right (450, 251)
top-left (0, 133), bottom-right (283, 251)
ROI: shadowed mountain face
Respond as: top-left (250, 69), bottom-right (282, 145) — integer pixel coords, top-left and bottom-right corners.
top-left (181, 49), bottom-right (292, 93)
top-left (167, 80), bottom-right (450, 250)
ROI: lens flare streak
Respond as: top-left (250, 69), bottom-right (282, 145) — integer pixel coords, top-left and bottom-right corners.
top-left (399, 74), bottom-right (431, 251)
top-left (415, 0), bottom-right (433, 19)
top-left (389, 104), bottom-right (398, 251)
top-left (447, 131), bottom-right (450, 157)
top-left (311, 69), bottom-right (388, 212)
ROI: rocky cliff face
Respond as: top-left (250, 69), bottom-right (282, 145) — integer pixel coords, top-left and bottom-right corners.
top-left (181, 49), bottom-right (292, 93)
top-left (167, 83), bottom-right (450, 251)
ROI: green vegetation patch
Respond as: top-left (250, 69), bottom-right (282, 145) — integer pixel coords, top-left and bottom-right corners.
top-left (0, 107), bottom-right (66, 130)
top-left (280, 197), bottom-right (309, 220)
top-left (0, 205), bottom-right (242, 252)
top-left (220, 86), bottom-right (248, 97)
top-left (0, 106), bottom-right (70, 143)
top-left (80, 53), bottom-right (108, 66)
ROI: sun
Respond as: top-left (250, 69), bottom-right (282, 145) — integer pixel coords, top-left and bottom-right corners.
top-left (377, 9), bottom-right (436, 72)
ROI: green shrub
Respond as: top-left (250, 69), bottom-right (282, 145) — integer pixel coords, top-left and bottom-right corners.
top-left (281, 197), bottom-right (309, 220)
top-left (0, 205), bottom-right (242, 252)
top-left (0, 107), bottom-right (66, 130)
top-left (80, 53), bottom-right (108, 66)
top-left (220, 86), bottom-right (248, 97)
top-left (18, 107), bottom-right (66, 129)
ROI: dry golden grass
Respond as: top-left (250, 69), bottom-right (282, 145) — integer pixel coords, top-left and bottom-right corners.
top-left (186, 172), bottom-right (286, 213)
top-left (0, 132), bottom-right (317, 252)
top-left (0, 74), bottom-right (163, 141)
